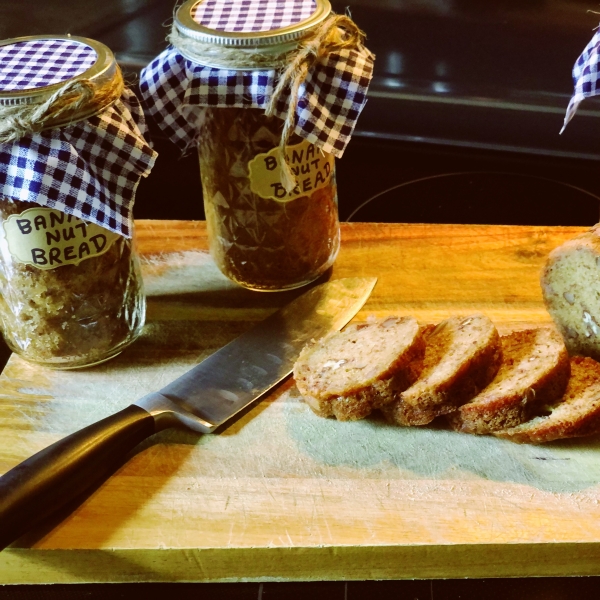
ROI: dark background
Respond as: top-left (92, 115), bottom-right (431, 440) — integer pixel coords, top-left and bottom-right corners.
top-left (2, 0), bottom-right (600, 226)
top-left (115, 0), bottom-right (600, 225)
top-left (2, 0), bottom-right (600, 598)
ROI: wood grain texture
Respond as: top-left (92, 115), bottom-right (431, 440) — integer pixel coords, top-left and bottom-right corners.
top-left (0, 221), bottom-right (597, 584)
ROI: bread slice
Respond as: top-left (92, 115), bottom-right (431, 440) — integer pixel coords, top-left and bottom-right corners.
top-left (541, 225), bottom-right (600, 360)
top-left (495, 356), bottom-right (600, 444)
top-left (293, 316), bottom-right (426, 421)
top-left (382, 314), bottom-right (502, 426)
top-left (449, 328), bottom-right (570, 434)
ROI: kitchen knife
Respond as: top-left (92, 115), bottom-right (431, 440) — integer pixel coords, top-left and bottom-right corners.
top-left (0, 276), bottom-right (376, 550)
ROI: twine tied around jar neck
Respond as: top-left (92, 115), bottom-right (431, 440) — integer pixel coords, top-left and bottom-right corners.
top-left (265, 15), bottom-right (371, 192)
top-left (169, 13), bottom-right (373, 192)
top-left (0, 66), bottom-right (125, 144)
top-left (168, 27), bottom-right (295, 70)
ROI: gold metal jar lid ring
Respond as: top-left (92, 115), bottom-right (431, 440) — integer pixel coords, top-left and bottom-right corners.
top-left (174, 0), bottom-right (332, 50)
top-left (0, 35), bottom-right (123, 141)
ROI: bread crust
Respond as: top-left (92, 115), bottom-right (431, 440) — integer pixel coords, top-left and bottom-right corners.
top-left (383, 314), bottom-right (502, 426)
top-left (293, 316), bottom-right (426, 421)
top-left (449, 328), bottom-right (570, 434)
top-left (495, 356), bottom-right (600, 444)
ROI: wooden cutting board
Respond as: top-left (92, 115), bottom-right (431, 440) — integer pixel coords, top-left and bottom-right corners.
top-left (2, 221), bottom-right (600, 584)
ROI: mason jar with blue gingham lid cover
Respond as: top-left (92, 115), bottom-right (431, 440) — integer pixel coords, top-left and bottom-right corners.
top-left (0, 35), bottom-right (157, 368)
top-left (140, 0), bottom-right (374, 291)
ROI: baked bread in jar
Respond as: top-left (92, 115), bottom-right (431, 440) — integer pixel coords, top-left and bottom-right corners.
top-left (199, 107), bottom-right (339, 291)
top-left (140, 0), bottom-right (374, 291)
top-left (0, 198), bottom-right (145, 368)
top-left (0, 35), bottom-right (156, 368)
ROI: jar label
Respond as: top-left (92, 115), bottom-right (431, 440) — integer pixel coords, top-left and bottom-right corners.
top-left (2, 207), bottom-right (119, 270)
top-left (248, 139), bottom-right (334, 203)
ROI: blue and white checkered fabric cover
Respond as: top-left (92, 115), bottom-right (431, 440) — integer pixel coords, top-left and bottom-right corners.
top-left (139, 0), bottom-right (373, 158)
top-left (192, 0), bottom-right (316, 32)
top-left (0, 39), bottom-right (157, 237)
top-left (0, 39), bottom-right (97, 91)
top-left (562, 29), bottom-right (600, 133)
top-left (140, 44), bottom-right (373, 157)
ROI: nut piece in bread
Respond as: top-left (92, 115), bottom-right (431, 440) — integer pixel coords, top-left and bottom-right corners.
top-left (383, 314), bottom-right (502, 426)
top-left (293, 316), bottom-right (426, 421)
top-left (541, 225), bottom-right (600, 360)
top-left (449, 328), bottom-right (570, 434)
top-left (495, 356), bottom-right (600, 444)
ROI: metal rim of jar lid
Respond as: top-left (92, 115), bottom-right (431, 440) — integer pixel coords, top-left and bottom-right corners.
top-left (175, 0), bottom-right (332, 48)
top-left (0, 35), bottom-right (119, 128)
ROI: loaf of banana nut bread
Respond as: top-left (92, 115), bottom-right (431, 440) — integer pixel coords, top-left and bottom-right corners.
top-left (449, 328), bottom-right (570, 434)
top-left (293, 316), bottom-right (426, 421)
top-left (541, 225), bottom-right (600, 360)
top-left (495, 356), bottom-right (600, 444)
top-left (382, 314), bottom-right (502, 427)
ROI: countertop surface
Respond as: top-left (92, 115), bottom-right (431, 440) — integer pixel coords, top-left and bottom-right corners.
top-left (2, 221), bottom-right (600, 585)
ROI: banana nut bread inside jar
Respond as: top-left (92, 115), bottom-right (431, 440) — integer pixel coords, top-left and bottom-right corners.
top-left (199, 107), bottom-right (339, 290)
top-left (0, 35), bottom-right (156, 368)
top-left (140, 0), bottom-right (374, 291)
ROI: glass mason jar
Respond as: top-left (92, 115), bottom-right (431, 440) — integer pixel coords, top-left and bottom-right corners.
top-left (0, 35), bottom-right (154, 369)
top-left (0, 199), bottom-right (145, 369)
top-left (198, 106), bottom-right (340, 291)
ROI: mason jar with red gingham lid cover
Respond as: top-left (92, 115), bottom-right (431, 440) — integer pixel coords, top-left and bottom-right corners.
top-left (0, 35), bottom-right (157, 368)
top-left (140, 0), bottom-right (374, 291)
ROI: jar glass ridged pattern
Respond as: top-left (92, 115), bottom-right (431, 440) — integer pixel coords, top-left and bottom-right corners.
top-left (0, 35), bottom-right (156, 368)
top-left (0, 199), bottom-right (145, 369)
top-left (139, 0), bottom-right (373, 291)
top-left (198, 107), bottom-right (340, 291)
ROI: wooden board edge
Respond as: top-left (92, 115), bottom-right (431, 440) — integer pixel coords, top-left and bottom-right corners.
top-left (1, 543), bottom-right (600, 584)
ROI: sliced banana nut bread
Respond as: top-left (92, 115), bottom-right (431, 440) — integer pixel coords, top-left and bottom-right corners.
top-left (541, 225), bottom-right (600, 360)
top-left (449, 328), bottom-right (570, 434)
top-left (495, 356), bottom-right (600, 444)
top-left (383, 314), bottom-right (502, 426)
top-left (293, 316), bottom-right (426, 421)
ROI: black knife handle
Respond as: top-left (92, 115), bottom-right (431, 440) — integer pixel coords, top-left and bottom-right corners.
top-left (0, 404), bottom-right (156, 550)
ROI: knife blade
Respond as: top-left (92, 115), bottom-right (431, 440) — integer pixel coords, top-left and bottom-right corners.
top-left (0, 276), bottom-right (376, 550)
